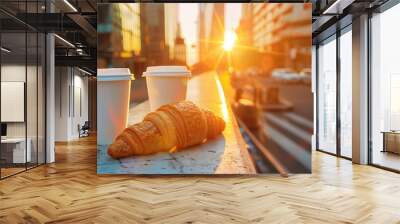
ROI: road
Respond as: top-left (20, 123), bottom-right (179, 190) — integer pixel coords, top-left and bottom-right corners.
top-left (223, 72), bottom-right (313, 173)
top-left (256, 83), bottom-right (313, 173)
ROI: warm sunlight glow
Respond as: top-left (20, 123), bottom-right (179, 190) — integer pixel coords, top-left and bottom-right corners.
top-left (223, 31), bottom-right (237, 51)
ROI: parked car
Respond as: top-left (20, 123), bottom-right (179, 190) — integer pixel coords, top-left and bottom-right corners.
top-left (234, 98), bottom-right (260, 130)
top-left (299, 68), bottom-right (311, 84)
top-left (233, 86), bottom-right (260, 130)
top-left (299, 68), bottom-right (311, 77)
top-left (271, 68), bottom-right (300, 81)
top-left (245, 67), bottom-right (261, 77)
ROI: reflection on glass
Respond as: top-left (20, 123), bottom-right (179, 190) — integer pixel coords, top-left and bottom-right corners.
top-left (340, 29), bottom-right (352, 158)
top-left (1, 31), bottom-right (27, 177)
top-left (0, 1), bottom-right (47, 179)
top-left (371, 4), bottom-right (400, 171)
top-left (27, 32), bottom-right (38, 169)
top-left (318, 37), bottom-right (337, 154)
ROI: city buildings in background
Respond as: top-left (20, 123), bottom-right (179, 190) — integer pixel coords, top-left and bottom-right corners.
top-left (98, 3), bottom-right (187, 78)
top-left (140, 3), bottom-right (168, 66)
top-left (198, 3), bottom-right (225, 68)
top-left (174, 24), bottom-right (187, 65)
top-left (164, 4), bottom-right (179, 63)
top-left (192, 3), bottom-right (311, 74)
top-left (98, 3), bottom-right (145, 77)
top-left (233, 3), bottom-right (312, 73)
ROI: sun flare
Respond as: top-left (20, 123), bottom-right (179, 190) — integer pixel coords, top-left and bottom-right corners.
top-left (223, 30), bottom-right (237, 51)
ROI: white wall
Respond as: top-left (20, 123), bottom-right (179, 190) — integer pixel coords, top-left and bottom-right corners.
top-left (55, 67), bottom-right (70, 141)
top-left (1, 63), bottom-right (46, 164)
top-left (1, 65), bottom-right (39, 138)
top-left (71, 72), bottom-right (89, 138)
top-left (54, 67), bottom-right (89, 141)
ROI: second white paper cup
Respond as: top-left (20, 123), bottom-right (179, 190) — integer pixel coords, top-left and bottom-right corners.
top-left (143, 66), bottom-right (191, 111)
top-left (97, 68), bottom-right (134, 145)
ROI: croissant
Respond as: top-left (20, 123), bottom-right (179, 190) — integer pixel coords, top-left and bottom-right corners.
top-left (107, 101), bottom-right (225, 159)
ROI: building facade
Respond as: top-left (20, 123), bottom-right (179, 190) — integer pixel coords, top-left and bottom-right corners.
top-left (98, 3), bottom-right (144, 76)
top-left (251, 3), bottom-right (312, 73)
top-left (198, 3), bottom-right (225, 65)
top-left (174, 24), bottom-right (187, 65)
top-left (164, 4), bottom-right (179, 61)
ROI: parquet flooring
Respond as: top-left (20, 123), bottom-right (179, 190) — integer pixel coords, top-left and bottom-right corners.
top-left (1, 135), bottom-right (400, 223)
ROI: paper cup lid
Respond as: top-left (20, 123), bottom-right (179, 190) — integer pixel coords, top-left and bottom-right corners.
top-left (142, 66), bottom-right (191, 77)
top-left (97, 68), bottom-right (134, 81)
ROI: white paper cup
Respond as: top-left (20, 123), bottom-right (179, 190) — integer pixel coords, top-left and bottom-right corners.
top-left (97, 68), bottom-right (134, 145)
top-left (143, 66), bottom-right (192, 111)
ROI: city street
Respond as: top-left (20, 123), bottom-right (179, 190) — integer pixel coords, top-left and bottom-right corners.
top-left (258, 83), bottom-right (312, 173)
top-left (222, 72), bottom-right (313, 173)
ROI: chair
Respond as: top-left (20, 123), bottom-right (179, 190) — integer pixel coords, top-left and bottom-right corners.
top-left (78, 121), bottom-right (90, 138)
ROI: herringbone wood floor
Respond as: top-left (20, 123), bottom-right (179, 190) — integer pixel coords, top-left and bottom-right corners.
top-left (1, 135), bottom-right (400, 224)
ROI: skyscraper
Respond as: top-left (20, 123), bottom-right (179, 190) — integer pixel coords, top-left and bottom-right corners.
top-left (198, 3), bottom-right (225, 63)
top-left (140, 3), bottom-right (179, 66)
top-left (97, 3), bottom-right (144, 75)
top-left (164, 4), bottom-right (179, 61)
top-left (251, 3), bottom-right (311, 71)
top-left (174, 23), bottom-right (187, 65)
top-left (140, 4), bottom-right (167, 65)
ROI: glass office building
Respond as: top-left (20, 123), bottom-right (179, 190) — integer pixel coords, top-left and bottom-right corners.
top-left (313, 0), bottom-right (400, 172)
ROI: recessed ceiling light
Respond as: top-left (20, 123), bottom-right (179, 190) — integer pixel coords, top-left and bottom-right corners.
top-left (63, 0), bottom-right (78, 12)
top-left (78, 67), bottom-right (92, 76)
top-left (1, 47), bottom-right (11, 53)
top-left (54, 34), bottom-right (75, 48)
top-left (322, 0), bottom-right (354, 15)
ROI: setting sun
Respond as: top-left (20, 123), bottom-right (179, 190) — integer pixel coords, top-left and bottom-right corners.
top-left (223, 30), bottom-right (237, 51)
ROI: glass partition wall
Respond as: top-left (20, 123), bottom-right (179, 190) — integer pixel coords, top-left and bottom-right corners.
top-left (0, 1), bottom-right (46, 179)
top-left (316, 26), bottom-right (352, 159)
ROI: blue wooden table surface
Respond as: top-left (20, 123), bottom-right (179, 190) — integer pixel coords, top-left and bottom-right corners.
top-left (97, 72), bottom-right (256, 174)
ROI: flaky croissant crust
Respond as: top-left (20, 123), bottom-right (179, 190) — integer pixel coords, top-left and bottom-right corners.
top-left (107, 101), bottom-right (225, 159)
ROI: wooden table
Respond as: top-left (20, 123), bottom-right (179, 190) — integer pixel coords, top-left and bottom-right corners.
top-left (381, 131), bottom-right (400, 154)
top-left (97, 72), bottom-right (256, 174)
top-left (1, 138), bottom-right (32, 164)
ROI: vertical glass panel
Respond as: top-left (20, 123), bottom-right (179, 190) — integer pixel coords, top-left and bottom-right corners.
top-left (38, 32), bottom-right (45, 165)
top-left (317, 37), bottom-right (337, 154)
top-left (27, 30), bottom-right (38, 169)
top-left (371, 3), bottom-right (400, 171)
top-left (1, 31), bottom-right (27, 177)
top-left (339, 29), bottom-right (352, 158)
top-left (26, 0), bottom-right (39, 169)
